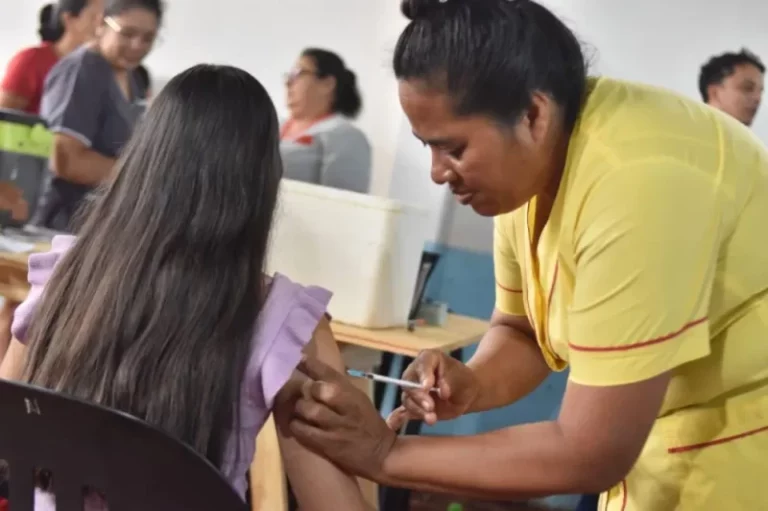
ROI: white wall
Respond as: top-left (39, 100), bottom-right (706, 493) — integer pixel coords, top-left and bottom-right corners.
top-left (3, 0), bottom-right (767, 250)
top-left (144, 0), bottom-right (410, 199)
top-left (0, 0), bottom-right (412, 197)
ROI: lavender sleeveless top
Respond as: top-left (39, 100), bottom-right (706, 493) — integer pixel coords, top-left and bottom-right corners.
top-left (11, 235), bottom-right (332, 508)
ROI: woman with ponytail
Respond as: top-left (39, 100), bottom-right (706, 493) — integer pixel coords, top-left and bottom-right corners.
top-left (0, 0), bottom-right (103, 114)
top-left (287, 1), bottom-right (768, 509)
top-left (0, 63), bottom-right (371, 511)
top-left (38, 4), bottom-right (58, 43)
top-left (0, 0), bottom-right (103, 376)
top-left (280, 48), bottom-right (372, 194)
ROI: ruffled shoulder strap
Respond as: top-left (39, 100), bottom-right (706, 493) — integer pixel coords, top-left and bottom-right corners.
top-left (11, 235), bottom-right (77, 342)
top-left (245, 273), bottom-right (332, 409)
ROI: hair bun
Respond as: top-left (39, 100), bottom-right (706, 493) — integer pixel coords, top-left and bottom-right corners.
top-left (401, 0), bottom-right (445, 21)
top-left (343, 69), bottom-right (357, 85)
top-left (401, 0), bottom-right (528, 20)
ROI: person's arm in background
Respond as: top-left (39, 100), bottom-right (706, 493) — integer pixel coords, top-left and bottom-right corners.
top-left (42, 56), bottom-right (116, 186)
top-left (318, 125), bottom-right (372, 193)
top-left (0, 48), bottom-right (39, 112)
top-left (0, 93), bottom-right (30, 112)
top-left (274, 318), bottom-right (372, 511)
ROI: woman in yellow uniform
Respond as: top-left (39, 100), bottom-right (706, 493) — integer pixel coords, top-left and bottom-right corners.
top-left (284, 1), bottom-right (768, 510)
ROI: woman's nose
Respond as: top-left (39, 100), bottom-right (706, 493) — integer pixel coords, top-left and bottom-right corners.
top-left (431, 158), bottom-right (459, 186)
top-left (430, 150), bottom-right (448, 184)
top-left (431, 161), bottom-right (448, 185)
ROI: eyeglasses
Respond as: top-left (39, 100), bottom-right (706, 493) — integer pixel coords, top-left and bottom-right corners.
top-left (104, 16), bottom-right (159, 46)
top-left (284, 68), bottom-right (318, 84)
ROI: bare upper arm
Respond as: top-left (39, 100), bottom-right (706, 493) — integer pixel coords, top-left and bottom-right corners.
top-left (272, 318), bottom-right (371, 511)
top-left (490, 308), bottom-right (535, 338)
top-left (557, 372), bottom-right (671, 491)
top-left (0, 339), bottom-right (28, 381)
top-left (0, 91), bottom-right (30, 112)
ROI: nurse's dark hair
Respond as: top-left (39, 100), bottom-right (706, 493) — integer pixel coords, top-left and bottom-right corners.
top-left (39, 0), bottom-right (89, 43)
top-left (21, 64), bottom-right (282, 468)
top-left (394, 0), bottom-right (587, 129)
top-left (105, 0), bottom-right (164, 22)
top-left (302, 48), bottom-right (363, 118)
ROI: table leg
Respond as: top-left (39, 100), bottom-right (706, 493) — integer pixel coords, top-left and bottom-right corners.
top-left (374, 352), bottom-right (394, 409)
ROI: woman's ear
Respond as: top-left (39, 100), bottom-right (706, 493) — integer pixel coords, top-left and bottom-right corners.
top-left (525, 91), bottom-right (557, 146)
top-left (320, 76), bottom-right (337, 98)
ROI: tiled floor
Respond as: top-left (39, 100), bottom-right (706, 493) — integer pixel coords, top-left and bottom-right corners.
top-left (410, 492), bottom-right (566, 511)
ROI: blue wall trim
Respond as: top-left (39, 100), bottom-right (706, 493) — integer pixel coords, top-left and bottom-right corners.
top-left (408, 243), bottom-right (578, 509)
top-left (419, 243), bottom-right (568, 436)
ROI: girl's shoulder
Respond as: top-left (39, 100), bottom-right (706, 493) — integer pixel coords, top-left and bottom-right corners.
top-left (247, 274), bottom-right (332, 409)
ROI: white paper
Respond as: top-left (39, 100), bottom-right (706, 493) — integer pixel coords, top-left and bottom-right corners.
top-left (0, 235), bottom-right (35, 253)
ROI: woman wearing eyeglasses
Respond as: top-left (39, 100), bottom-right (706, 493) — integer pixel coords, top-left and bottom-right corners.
top-left (281, 49), bottom-right (372, 194)
top-left (33, 0), bottom-right (160, 232)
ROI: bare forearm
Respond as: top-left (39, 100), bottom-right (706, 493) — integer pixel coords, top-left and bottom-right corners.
top-left (54, 148), bottom-right (116, 186)
top-left (465, 324), bottom-right (550, 413)
top-left (378, 421), bottom-right (596, 500)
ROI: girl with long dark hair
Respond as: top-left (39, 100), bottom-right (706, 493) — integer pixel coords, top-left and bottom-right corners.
top-left (0, 64), bottom-right (370, 511)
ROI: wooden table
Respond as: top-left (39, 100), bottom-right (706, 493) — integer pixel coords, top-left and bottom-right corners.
top-left (0, 245), bottom-right (488, 511)
top-left (331, 315), bottom-right (487, 357)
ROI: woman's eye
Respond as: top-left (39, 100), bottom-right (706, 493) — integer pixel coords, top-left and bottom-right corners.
top-left (450, 146), bottom-right (465, 159)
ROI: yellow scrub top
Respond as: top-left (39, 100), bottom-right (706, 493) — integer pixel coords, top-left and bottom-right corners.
top-left (494, 77), bottom-right (768, 510)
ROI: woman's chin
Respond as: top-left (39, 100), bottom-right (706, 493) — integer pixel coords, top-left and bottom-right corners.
top-left (468, 197), bottom-right (501, 217)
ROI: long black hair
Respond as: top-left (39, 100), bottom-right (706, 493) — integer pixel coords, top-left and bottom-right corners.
top-left (394, 0), bottom-right (587, 129)
top-left (22, 64), bottom-right (283, 467)
top-left (302, 48), bottom-right (363, 118)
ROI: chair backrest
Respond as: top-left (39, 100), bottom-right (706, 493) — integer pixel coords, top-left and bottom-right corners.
top-left (0, 379), bottom-right (248, 511)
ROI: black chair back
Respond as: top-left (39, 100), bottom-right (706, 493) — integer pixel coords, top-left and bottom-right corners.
top-left (0, 379), bottom-right (248, 511)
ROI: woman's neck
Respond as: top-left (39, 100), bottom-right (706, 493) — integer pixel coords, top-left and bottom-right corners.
top-left (533, 126), bottom-right (571, 237)
top-left (292, 108), bottom-right (332, 125)
top-left (284, 111), bottom-right (333, 139)
top-left (53, 34), bottom-right (81, 58)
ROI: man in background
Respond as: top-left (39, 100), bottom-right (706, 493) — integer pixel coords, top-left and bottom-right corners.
top-left (699, 48), bottom-right (765, 126)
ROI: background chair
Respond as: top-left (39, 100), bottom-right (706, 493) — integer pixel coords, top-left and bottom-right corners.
top-left (0, 379), bottom-right (248, 511)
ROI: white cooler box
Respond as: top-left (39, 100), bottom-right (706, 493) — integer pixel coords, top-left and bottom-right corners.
top-left (267, 179), bottom-right (429, 329)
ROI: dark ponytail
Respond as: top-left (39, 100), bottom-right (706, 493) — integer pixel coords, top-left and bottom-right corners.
top-left (38, 4), bottom-right (61, 42)
top-left (394, 0), bottom-right (587, 129)
top-left (302, 48), bottom-right (363, 119)
top-left (39, 0), bottom-right (91, 44)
